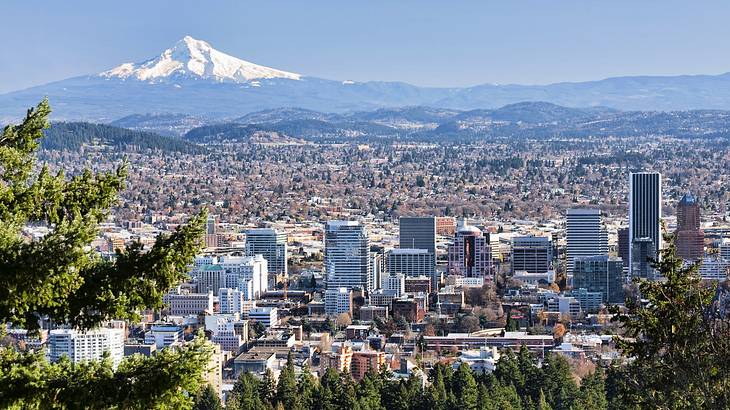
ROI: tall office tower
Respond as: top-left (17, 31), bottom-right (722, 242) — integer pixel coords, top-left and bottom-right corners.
top-left (370, 252), bottom-right (384, 291)
top-left (48, 327), bottom-right (125, 368)
top-left (511, 235), bottom-right (553, 274)
top-left (399, 216), bottom-right (437, 274)
top-left (631, 237), bottom-right (657, 280)
top-left (386, 248), bottom-right (436, 278)
top-left (325, 221), bottom-right (371, 293)
top-left (399, 217), bottom-right (437, 255)
top-left (218, 288), bottom-right (246, 314)
top-left (566, 208), bottom-right (608, 275)
top-left (207, 215), bottom-right (217, 235)
top-left (617, 228), bottom-right (630, 268)
top-left (447, 221), bottom-right (492, 278)
top-left (675, 192), bottom-right (704, 260)
top-left (195, 255), bottom-right (268, 298)
top-left (245, 228), bottom-right (288, 277)
top-left (205, 215), bottom-right (218, 248)
top-left (629, 172), bottom-right (662, 276)
top-left (572, 255), bottom-right (625, 305)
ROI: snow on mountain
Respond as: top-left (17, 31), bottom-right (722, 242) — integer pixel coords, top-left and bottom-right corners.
top-left (99, 35), bottom-right (301, 83)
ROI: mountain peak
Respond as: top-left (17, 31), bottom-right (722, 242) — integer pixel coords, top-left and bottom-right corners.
top-left (100, 36), bottom-right (301, 83)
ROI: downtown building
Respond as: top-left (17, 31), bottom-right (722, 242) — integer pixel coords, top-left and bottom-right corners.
top-left (194, 255), bottom-right (268, 300)
top-left (48, 327), bottom-right (125, 368)
top-left (629, 172), bottom-right (662, 279)
top-left (566, 208), bottom-right (608, 276)
top-left (675, 192), bottom-right (704, 261)
top-left (447, 220), bottom-right (493, 279)
top-left (385, 248), bottom-right (435, 279)
top-left (324, 221), bottom-right (371, 314)
top-left (511, 235), bottom-right (553, 274)
top-left (398, 216), bottom-right (437, 279)
top-left (245, 228), bottom-right (288, 277)
top-left (572, 255), bottom-right (625, 305)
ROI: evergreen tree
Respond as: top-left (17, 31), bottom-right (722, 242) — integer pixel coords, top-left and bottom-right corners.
top-left (516, 344), bottom-right (542, 404)
top-left (276, 353), bottom-right (298, 409)
top-left (337, 373), bottom-right (358, 409)
top-left (536, 389), bottom-right (552, 410)
top-left (0, 100), bottom-right (211, 408)
top-left (489, 383), bottom-right (522, 410)
top-left (259, 369), bottom-right (277, 406)
top-left (194, 384), bottom-right (223, 410)
top-left (297, 363), bottom-right (317, 410)
top-left (574, 368), bottom-right (608, 410)
top-left (315, 368), bottom-right (341, 410)
top-left (476, 383), bottom-right (494, 410)
top-left (357, 371), bottom-right (384, 410)
top-left (494, 350), bottom-right (525, 394)
top-left (451, 363), bottom-right (478, 410)
top-left (612, 233), bottom-right (730, 409)
top-left (229, 372), bottom-right (265, 410)
top-left (425, 364), bottom-right (448, 410)
top-left (540, 354), bottom-right (578, 410)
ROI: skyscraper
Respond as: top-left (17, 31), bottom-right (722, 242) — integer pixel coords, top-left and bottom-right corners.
top-left (572, 255), bottom-right (625, 305)
top-left (511, 235), bottom-right (553, 274)
top-left (675, 192), bottom-right (704, 260)
top-left (629, 172), bottom-right (662, 277)
top-left (399, 216), bottom-right (437, 274)
top-left (245, 228), bottom-right (288, 277)
top-left (617, 227), bottom-right (630, 268)
top-left (447, 220), bottom-right (492, 278)
top-left (631, 237), bottom-right (657, 280)
top-left (325, 221), bottom-right (371, 292)
top-left (399, 217), bottom-right (437, 256)
top-left (566, 208), bottom-right (608, 275)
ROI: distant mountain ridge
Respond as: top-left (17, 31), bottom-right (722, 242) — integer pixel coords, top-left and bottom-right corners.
top-left (3, 36), bottom-right (730, 121)
top-left (180, 102), bottom-right (730, 142)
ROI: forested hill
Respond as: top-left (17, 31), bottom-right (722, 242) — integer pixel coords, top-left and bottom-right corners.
top-left (42, 122), bottom-right (205, 154)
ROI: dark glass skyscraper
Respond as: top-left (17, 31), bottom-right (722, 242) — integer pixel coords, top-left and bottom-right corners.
top-left (629, 172), bottom-right (662, 278)
top-left (399, 217), bottom-right (437, 256)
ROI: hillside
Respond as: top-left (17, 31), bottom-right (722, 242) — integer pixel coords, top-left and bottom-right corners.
top-left (42, 122), bottom-right (205, 154)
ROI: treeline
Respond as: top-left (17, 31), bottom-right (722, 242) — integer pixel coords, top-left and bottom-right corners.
top-left (218, 348), bottom-right (608, 410)
top-left (43, 122), bottom-right (206, 154)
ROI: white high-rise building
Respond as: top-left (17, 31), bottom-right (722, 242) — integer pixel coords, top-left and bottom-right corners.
top-left (195, 255), bottom-right (268, 299)
top-left (384, 273), bottom-right (405, 297)
top-left (325, 221), bottom-right (371, 294)
top-left (219, 288), bottom-right (246, 314)
top-left (48, 327), bottom-right (125, 368)
top-left (629, 172), bottom-right (662, 277)
top-left (325, 287), bottom-right (353, 316)
top-left (220, 255), bottom-right (269, 299)
top-left (566, 208), bottom-right (608, 275)
top-left (144, 325), bottom-right (183, 349)
top-left (245, 228), bottom-right (288, 277)
top-left (248, 307), bottom-right (279, 328)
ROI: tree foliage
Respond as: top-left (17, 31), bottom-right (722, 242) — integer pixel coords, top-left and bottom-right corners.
top-left (611, 233), bottom-right (730, 409)
top-left (0, 100), bottom-right (210, 408)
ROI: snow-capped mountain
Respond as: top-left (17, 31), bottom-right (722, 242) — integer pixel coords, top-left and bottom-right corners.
top-left (3, 35), bottom-right (730, 122)
top-left (99, 36), bottom-right (300, 83)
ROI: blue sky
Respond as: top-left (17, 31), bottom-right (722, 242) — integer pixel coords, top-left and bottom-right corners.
top-left (1, 1), bottom-right (729, 93)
